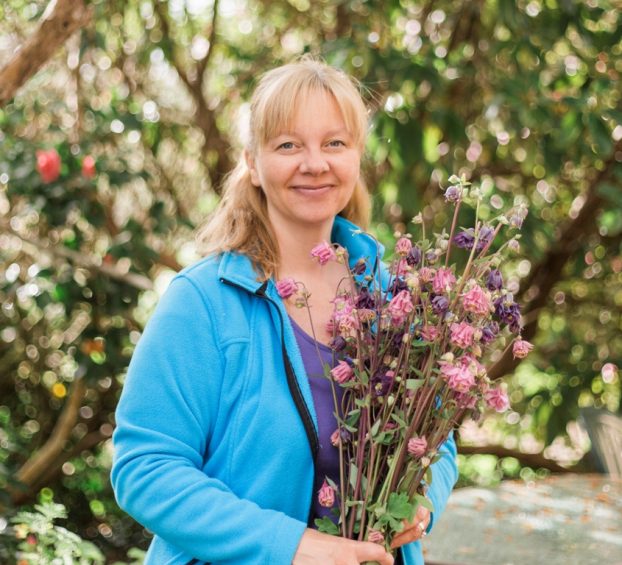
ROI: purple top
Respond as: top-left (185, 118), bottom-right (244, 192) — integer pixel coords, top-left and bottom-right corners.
top-left (289, 316), bottom-right (343, 525)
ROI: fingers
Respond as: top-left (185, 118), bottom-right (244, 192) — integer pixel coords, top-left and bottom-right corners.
top-left (390, 508), bottom-right (431, 549)
top-left (355, 541), bottom-right (394, 565)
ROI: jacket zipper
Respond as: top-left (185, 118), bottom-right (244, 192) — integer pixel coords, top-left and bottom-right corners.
top-left (221, 278), bottom-right (320, 525)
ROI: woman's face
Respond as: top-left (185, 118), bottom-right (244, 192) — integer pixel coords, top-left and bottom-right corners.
top-left (247, 89), bottom-right (361, 236)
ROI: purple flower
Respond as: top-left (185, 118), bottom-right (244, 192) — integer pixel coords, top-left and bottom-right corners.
top-left (329, 335), bottom-right (347, 352)
top-left (355, 287), bottom-right (376, 309)
top-left (494, 295), bottom-right (522, 333)
top-left (444, 185), bottom-right (462, 202)
top-left (480, 321), bottom-right (499, 344)
top-left (389, 277), bottom-right (409, 295)
top-left (453, 229), bottom-right (475, 250)
top-left (352, 258), bottom-right (367, 275)
top-left (477, 226), bottom-right (495, 251)
top-left (486, 269), bottom-right (503, 291)
top-left (371, 367), bottom-right (394, 397)
top-left (406, 245), bottom-right (422, 266)
top-left (431, 294), bottom-right (449, 314)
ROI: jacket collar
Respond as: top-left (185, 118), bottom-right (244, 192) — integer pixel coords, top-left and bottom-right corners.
top-left (217, 215), bottom-right (384, 293)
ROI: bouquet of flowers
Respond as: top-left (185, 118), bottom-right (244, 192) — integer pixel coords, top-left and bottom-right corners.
top-left (278, 176), bottom-right (532, 553)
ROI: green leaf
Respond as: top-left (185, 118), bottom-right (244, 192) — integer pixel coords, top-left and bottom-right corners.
top-left (314, 516), bottom-right (340, 535)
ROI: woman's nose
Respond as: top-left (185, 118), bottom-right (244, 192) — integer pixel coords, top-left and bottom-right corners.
top-left (299, 148), bottom-right (329, 175)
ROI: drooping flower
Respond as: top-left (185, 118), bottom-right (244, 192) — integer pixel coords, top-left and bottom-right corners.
top-left (36, 149), bottom-right (61, 183)
top-left (431, 294), bottom-right (449, 315)
top-left (352, 258), bottom-right (367, 275)
top-left (276, 278), bottom-right (298, 299)
top-left (355, 287), bottom-right (376, 309)
top-left (331, 360), bottom-right (354, 384)
top-left (461, 284), bottom-right (492, 316)
top-left (367, 529), bottom-right (385, 544)
top-left (512, 338), bottom-right (534, 359)
top-left (82, 155), bottom-right (96, 178)
top-left (450, 322), bottom-right (476, 349)
top-left (371, 368), bottom-right (394, 397)
top-left (486, 269), bottom-right (503, 291)
top-left (433, 268), bottom-right (456, 295)
top-left (418, 267), bottom-right (436, 283)
top-left (407, 436), bottom-right (428, 458)
top-left (494, 294), bottom-right (522, 333)
top-left (476, 226), bottom-right (495, 251)
top-left (329, 335), bottom-right (347, 352)
top-left (455, 391), bottom-right (478, 409)
top-left (480, 321), bottom-right (500, 344)
top-left (395, 237), bottom-right (412, 256)
top-left (454, 229), bottom-right (475, 250)
top-left (485, 386), bottom-right (510, 412)
top-left (318, 480), bottom-right (335, 507)
top-left (420, 325), bottom-right (440, 342)
top-left (310, 242), bottom-right (336, 265)
top-left (330, 428), bottom-right (351, 447)
top-left (388, 290), bottom-right (414, 324)
top-left (406, 245), bottom-right (422, 266)
top-left (439, 360), bottom-right (476, 392)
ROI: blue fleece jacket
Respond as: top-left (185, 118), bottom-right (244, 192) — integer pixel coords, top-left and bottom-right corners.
top-left (111, 216), bottom-right (458, 565)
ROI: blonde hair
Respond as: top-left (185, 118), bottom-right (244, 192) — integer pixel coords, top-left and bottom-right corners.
top-left (196, 57), bottom-right (371, 279)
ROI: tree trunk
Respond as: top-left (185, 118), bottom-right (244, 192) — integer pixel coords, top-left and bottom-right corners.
top-left (0, 0), bottom-right (92, 106)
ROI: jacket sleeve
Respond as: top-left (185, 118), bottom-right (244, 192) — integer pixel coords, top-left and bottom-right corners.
top-left (425, 430), bottom-right (459, 533)
top-left (111, 275), bottom-right (307, 564)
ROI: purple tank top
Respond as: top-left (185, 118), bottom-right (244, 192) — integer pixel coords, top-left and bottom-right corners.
top-left (289, 316), bottom-right (344, 525)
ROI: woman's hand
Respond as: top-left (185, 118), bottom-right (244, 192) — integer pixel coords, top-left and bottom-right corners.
top-left (389, 505), bottom-right (431, 550)
top-left (293, 528), bottom-right (394, 565)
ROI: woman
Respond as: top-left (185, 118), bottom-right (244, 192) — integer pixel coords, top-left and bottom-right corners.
top-left (111, 58), bottom-right (458, 565)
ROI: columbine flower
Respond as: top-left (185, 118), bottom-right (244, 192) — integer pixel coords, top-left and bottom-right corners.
top-left (486, 269), bottom-right (503, 291)
top-left (330, 428), bottom-right (351, 447)
top-left (455, 391), bottom-right (478, 409)
top-left (480, 321), bottom-right (500, 344)
top-left (371, 368), bottom-right (394, 397)
top-left (388, 290), bottom-right (414, 324)
top-left (276, 278), bottom-right (298, 299)
top-left (355, 287), bottom-right (376, 309)
top-left (444, 185), bottom-right (462, 202)
top-left (433, 268), bottom-right (456, 295)
top-left (367, 529), bottom-right (385, 544)
top-left (439, 360), bottom-right (475, 392)
top-left (512, 338), bottom-right (534, 359)
top-left (331, 360), bottom-right (354, 383)
top-left (450, 321), bottom-right (476, 349)
top-left (476, 226), bottom-right (495, 251)
top-left (329, 335), bottom-right (347, 352)
top-left (395, 237), bottom-right (412, 256)
top-left (406, 245), bottom-right (422, 266)
top-left (418, 267), bottom-right (436, 283)
top-left (485, 386), bottom-right (510, 412)
top-left (461, 284), bottom-right (492, 316)
top-left (431, 295), bottom-right (449, 315)
top-left (318, 480), bottom-right (335, 507)
top-left (311, 242), bottom-right (336, 265)
top-left (453, 229), bottom-right (475, 250)
top-left (407, 436), bottom-right (428, 458)
top-left (421, 325), bottom-right (440, 342)
top-left (508, 239), bottom-right (520, 253)
top-left (352, 258), bottom-right (367, 275)
top-left (36, 148), bottom-right (61, 183)
top-left (494, 294), bottom-right (522, 333)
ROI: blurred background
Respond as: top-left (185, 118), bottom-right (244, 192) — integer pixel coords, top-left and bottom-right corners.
top-left (0, 0), bottom-right (620, 562)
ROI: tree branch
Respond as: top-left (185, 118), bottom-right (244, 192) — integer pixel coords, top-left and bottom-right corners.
top-left (0, 0), bottom-right (92, 106)
top-left (16, 378), bottom-right (87, 488)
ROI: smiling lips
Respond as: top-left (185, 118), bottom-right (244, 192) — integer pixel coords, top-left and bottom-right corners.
top-left (291, 184), bottom-right (335, 193)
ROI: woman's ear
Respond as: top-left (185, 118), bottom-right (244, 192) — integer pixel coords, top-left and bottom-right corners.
top-left (245, 150), bottom-right (261, 187)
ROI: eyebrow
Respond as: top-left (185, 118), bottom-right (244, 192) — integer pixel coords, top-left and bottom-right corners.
top-left (274, 128), bottom-right (350, 138)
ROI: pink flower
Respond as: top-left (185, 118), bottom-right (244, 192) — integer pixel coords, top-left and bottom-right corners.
top-left (450, 322), bottom-right (476, 349)
top-left (407, 436), bottom-right (428, 458)
top-left (421, 325), bottom-right (439, 342)
top-left (331, 360), bottom-right (353, 384)
top-left (433, 268), bottom-right (456, 294)
top-left (394, 258), bottom-right (410, 276)
top-left (439, 360), bottom-right (475, 392)
top-left (512, 338), bottom-right (534, 359)
top-left (36, 149), bottom-right (61, 183)
top-left (461, 284), bottom-right (492, 316)
top-left (418, 267), bottom-right (436, 283)
top-left (367, 529), bottom-right (385, 544)
top-left (318, 480), bottom-right (335, 507)
top-left (82, 155), bottom-right (96, 178)
top-left (395, 237), bottom-right (412, 256)
top-left (330, 429), bottom-right (341, 447)
top-left (485, 386), bottom-right (510, 412)
top-left (388, 290), bottom-right (414, 324)
top-left (311, 242), bottom-right (336, 265)
top-left (276, 277), bottom-right (298, 299)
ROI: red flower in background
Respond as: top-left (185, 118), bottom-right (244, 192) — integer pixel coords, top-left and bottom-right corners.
top-left (36, 149), bottom-right (61, 183)
top-left (82, 155), bottom-right (97, 178)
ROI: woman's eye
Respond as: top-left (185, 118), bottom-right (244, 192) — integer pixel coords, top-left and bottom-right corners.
top-left (278, 142), bottom-right (295, 150)
top-left (328, 140), bottom-right (346, 147)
